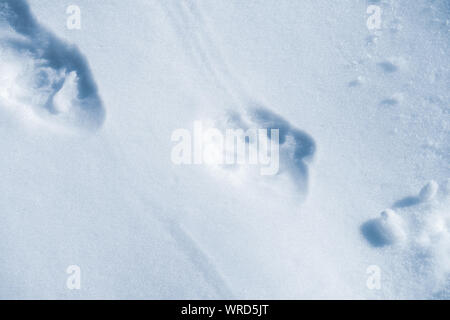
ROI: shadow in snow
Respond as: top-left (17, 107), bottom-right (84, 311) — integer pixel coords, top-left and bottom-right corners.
top-left (360, 219), bottom-right (389, 248)
top-left (393, 196), bottom-right (421, 208)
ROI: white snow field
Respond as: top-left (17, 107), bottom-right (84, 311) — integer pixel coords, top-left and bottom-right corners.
top-left (0, 0), bottom-right (448, 299)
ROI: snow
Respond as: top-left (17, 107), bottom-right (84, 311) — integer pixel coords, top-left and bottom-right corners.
top-left (362, 209), bottom-right (407, 247)
top-left (0, 0), bottom-right (449, 299)
top-left (418, 180), bottom-right (439, 202)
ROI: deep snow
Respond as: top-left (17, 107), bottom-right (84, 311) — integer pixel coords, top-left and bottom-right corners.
top-left (0, 0), bottom-right (449, 299)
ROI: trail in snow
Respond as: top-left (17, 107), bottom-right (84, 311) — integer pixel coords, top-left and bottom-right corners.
top-left (161, 0), bottom-right (245, 104)
top-left (165, 220), bottom-right (234, 298)
top-left (162, 0), bottom-right (450, 297)
top-left (0, 0), bottom-right (448, 299)
top-left (0, 0), bottom-right (231, 298)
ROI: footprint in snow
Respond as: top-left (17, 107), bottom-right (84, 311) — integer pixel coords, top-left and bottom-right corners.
top-left (362, 180), bottom-right (448, 247)
top-left (0, 0), bottom-right (105, 131)
top-left (210, 102), bottom-right (316, 200)
top-left (377, 57), bottom-right (407, 75)
top-left (361, 179), bottom-right (450, 291)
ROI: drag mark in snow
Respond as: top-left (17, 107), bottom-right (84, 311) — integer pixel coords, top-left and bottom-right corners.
top-left (165, 221), bottom-right (234, 298)
top-left (160, 1), bottom-right (240, 102)
top-left (0, 0), bottom-right (105, 131)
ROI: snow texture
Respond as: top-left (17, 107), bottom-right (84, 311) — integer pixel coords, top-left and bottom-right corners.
top-left (0, 0), bottom-right (449, 299)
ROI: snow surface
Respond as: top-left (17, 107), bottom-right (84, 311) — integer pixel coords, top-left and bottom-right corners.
top-left (0, 0), bottom-right (449, 299)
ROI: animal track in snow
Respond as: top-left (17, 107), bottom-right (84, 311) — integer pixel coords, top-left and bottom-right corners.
top-left (0, 0), bottom-right (105, 131)
top-left (377, 57), bottom-right (407, 75)
top-left (211, 103), bottom-right (316, 198)
top-left (377, 61), bottom-right (399, 73)
top-left (363, 180), bottom-right (449, 246)
top-left (163, 1), bottom-right (316, 199)
top-left (393, 180), bottom-right (439, 209)
top-left (362, 179), bottom-right (450, 288)
top-left (361, 209), bottom-right (407, 247)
